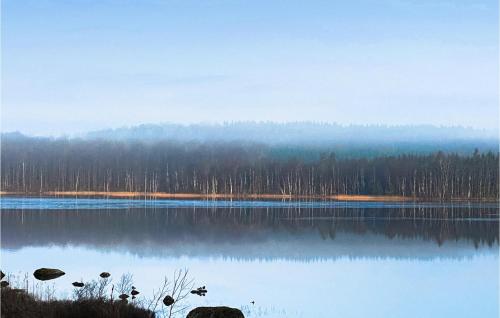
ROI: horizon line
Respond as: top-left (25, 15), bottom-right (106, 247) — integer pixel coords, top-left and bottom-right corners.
top-left (2, 121), bottom-right (498, 139)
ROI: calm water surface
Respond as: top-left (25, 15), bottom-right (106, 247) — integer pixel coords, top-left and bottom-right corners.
top-left (1, 197), bottom-right (499, 318)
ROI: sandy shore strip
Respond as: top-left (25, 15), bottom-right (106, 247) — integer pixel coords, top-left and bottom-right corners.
top-left (1, 191), bottom-right (497, 202)
top-left (0, 191), bottom-right (422, 202)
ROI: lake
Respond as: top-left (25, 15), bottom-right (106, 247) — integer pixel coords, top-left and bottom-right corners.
top-left (1, 197), bottom-right (498, 318)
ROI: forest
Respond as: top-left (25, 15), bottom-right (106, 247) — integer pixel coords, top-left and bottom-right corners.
top-left (86, 122), bottom-right (499, 158)
top-left (1, 136), bottom-right (498, 200)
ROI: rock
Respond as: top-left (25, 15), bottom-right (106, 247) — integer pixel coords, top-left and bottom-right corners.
top-left (0, 281), bottom-right (9, 288)
top-left (186, 307), bottom-right (244, 318)
top-left (191, 287), bottom-right (207, 296)
top-left (33, 268), bottom-right (65, 281)
top-left (163, 295), bottom-right (175, 306)
top-left (72, 282), bottom-right (84, 287)
top-left (99, 272), bottom-right (111, 278)
top-left (191, 290), bottom-right (206, 296)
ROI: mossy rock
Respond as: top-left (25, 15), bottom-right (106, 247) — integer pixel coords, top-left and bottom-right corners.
top-left (33, 268), bottom-right (65, 281)
top-left (163, 295), bottom-right (174, 306)
top-left (99, 272), bottom-right (111, 278)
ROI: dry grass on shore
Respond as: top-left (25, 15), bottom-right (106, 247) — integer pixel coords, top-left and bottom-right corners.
top-left (1, 288), bottom-right (153, 318)
top-left (0, 191), bottom-right (414, 202)
top-left (3, 191), bottom-right (498, 202)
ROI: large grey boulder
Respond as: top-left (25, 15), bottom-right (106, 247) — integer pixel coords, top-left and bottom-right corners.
top-left (186, 306), bottom-right (244, 318)
top-left (33, 268), bottom-right (65, 281)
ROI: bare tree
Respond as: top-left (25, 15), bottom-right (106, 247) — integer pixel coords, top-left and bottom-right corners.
top-left (165, 269), bottom-right (194, 318)
top-left (116, 272), bottom-right (134, 295)
top-left (97, 276), bottom-right (112, 299)
top-left (146, 269), bottom-right (194, 318)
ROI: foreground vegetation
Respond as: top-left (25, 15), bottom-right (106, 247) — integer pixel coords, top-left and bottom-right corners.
top-left (1, 288), bottom-right (153, 318)
top-left (1, 270), bottom-right (195, 318)
top-left (1, 137), bottom-right (498, 200)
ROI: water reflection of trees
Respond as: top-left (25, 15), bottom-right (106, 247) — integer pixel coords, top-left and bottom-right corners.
top-left (2, 207), bottom-right (497, 252)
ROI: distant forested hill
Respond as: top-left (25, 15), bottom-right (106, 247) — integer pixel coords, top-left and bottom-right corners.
top-left (84, 122), bottom-right (498, 159)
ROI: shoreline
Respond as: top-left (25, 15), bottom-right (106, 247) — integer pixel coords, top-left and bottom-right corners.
top-left (0, 191), bottom-right (497, 202)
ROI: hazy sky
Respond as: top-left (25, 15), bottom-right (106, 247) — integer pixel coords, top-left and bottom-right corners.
top-left (2, 0), bottom-right (498, 136)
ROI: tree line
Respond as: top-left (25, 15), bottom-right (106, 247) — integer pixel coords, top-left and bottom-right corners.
top-left (1, 137), bottom-right (498, 200)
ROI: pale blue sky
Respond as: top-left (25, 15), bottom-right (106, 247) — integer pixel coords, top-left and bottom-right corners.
top-left (2, 0), bottom-right (498, 136)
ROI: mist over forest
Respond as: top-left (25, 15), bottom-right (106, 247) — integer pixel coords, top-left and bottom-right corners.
top-left (2, 122), bottom-right (498, 199)
top-left (2, 122), bottom-right (499, 161)
top-left (5, 122), bottom-right (495, 159)
top-left (84, 122), bottom-right (498, 158)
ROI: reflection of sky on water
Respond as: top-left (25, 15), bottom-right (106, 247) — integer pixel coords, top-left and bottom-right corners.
top-left (2, 247), bottom-right (498, 318)
top-left (1, 198), bottom-right (498, 318)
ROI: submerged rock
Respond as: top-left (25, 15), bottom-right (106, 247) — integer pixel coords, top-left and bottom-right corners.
top-left (33, 268), bottom-right (65, 281)
top-left (190, 290), bottom-right (207, 296)
top-left (163, 295), bottom-right (175, 306)
top-left (186, 307), bottom-right (244, 318)
top-left (197, 286), bottom-right (207, 293)
top-left (191, 286), bottom-right (207, 296)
